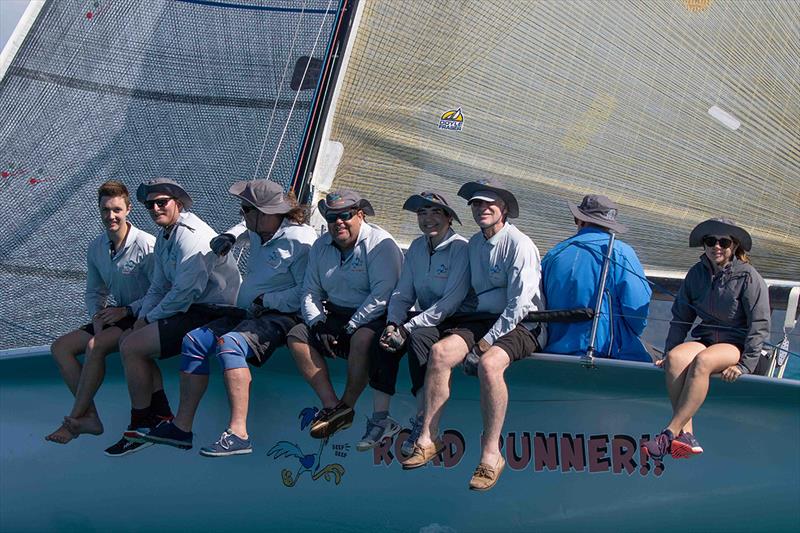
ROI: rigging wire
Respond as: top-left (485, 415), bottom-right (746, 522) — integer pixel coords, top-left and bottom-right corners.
top-left (265, 0), bottom-right (336, 183)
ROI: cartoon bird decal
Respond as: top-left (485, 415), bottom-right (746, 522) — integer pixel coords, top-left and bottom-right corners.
top-left (267, 407), bottom-right (345, 487)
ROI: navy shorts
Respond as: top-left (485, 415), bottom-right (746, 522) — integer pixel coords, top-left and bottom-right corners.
top-left (157, 304), bottom-right (236, 359)
top-left (79, 315), bottom-right (136, 336)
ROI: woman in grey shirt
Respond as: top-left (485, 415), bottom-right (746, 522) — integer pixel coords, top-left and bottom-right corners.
top-left (359, 192), bottom-right (473, 454)
top-left (643, 218), bottom-right (770, 461)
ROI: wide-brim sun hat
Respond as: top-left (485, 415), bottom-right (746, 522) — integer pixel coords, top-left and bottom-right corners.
top-left (318, 189), bottom-right (375, 216)
top-left (402, 191), bottom-right (461, 224)
top-left (689, 217), bottom-right (752, 251)
top-left (457, 178), bottom-right (519, 218)
top-left (136, 178), bottom-right (193, 210)
top-left (228, 179), bottom-right (292, 215)
top-left (567, 194), bottom-right (628, 234)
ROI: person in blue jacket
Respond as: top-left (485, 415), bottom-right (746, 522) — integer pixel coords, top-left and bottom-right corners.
top-left (541, 194), bottom-right (652, 361)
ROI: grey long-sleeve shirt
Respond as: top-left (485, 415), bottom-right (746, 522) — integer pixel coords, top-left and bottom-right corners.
top-left (302, 222), bottom-right (403, 327)
top-left (138, 212), bottom-right (241, 323)
top-left (225, 220), bottom-right (317, 311)
top-left (469, 222), bottom-right (544, 345)
top-left (85, 223), bottom-right (155, 318)
top-left (387, 229), bottom-right (474, 332)
top-left (664, 255), bottom-right (771, 374)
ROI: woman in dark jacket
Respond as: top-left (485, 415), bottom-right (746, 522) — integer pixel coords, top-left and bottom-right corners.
top-left (643, 218), bottom-right (770, 461)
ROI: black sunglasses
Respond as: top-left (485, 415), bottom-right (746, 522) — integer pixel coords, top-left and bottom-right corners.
top-left (703, 236), bottom-right (733, 249)
top-left (240, 204), bottom-right (258, 216)
top-left (324, 209), bottom-right (357, 223)
top-left (144, 197), bottom-right (174, 210)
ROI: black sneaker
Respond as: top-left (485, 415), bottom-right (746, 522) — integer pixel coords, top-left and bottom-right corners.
top-left (309, 402), bottom-right (354, 439)
top-left (124, 415), bottom-right (173, 443)
top-left (104, 436), bottom-right (153, 457)
top-left (142, 421), bottom-right (193, 450)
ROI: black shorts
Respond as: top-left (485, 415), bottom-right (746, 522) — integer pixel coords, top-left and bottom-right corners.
top-left (200, 310), bottom-right (299, 367)
top-left (157, 304), bottom-right (236, 359)
top-left (287, 311), bottom-right (384, 359)
top-left (79, 315), bottom-right (137, 336)
top-left (694, 338), bottom-right (745, 354)
top-left (444, 318), bottom-right (540, 362)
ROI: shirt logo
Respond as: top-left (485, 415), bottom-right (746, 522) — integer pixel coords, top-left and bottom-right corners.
top-left (490, 264), bottom-right (502, 274)
top-left (436, 264), bottom-right (448, 275)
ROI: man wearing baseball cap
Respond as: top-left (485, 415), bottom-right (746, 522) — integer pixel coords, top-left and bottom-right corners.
top-left (287, 190), bottom-right (403, 440)
top-left (106, 178), bottom-right (241, 456)
top-left (402, 178), bottom-right (544, 492)
top-left (142, 179), bottom-right (317, 456)
top-left (541, 194), bottom-right (652, 361)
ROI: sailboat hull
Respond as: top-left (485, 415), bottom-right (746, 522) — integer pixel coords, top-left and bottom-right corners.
top-left (1, 350), bottom-right (798, 532)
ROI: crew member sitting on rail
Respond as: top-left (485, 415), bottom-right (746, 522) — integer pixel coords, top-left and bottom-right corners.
top-left (106, 178), bottom-right (241, 457)
top-left (47, 180), bottom-right (154, 445)
top-left (143, 180), bottom-right (316, 456)
top-left (287, 190), bottom-right (403, 440)
top-left (402, 178), bottom-right (544, 492)
top-left (362, 191), bottom-right (474, 454)
top-left (643, 218), bottom-right (771, 461)
top-left (541, 194), bottom-right (651, 361)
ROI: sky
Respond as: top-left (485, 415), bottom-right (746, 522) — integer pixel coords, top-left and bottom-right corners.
top-left (1, 0), bottom-right (30, 51)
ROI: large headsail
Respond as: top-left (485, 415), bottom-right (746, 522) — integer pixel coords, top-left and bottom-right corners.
top-left (0, 0), bottom-right (347, 350)
top-left (312, 0), bottom-right (799, 281)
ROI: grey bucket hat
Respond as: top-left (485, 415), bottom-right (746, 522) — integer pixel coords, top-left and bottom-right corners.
top-left (568, 194), bottom-right (627, 234)
top-left (402, 191), bottom-right (461, 224)
top-left (136, 178), bottom-right (193, 210)
top-left (317, 190), bottom-right (375, 216)
top-left (228, 179), bottom-right (293, 215)
top-left (689, 217), bottom-right (752, 251)
top-left (457, 178), bottom-right (519, 218)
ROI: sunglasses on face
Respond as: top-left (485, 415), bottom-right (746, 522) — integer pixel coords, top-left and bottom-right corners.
top-left (703, 236), bottom-right (733, 249)
top-left (240, 204), bottom-right (257, 216)
top-left (324, 209), bottom-right (356, 223)
top-left (144, 197), bottom-right (173, 210)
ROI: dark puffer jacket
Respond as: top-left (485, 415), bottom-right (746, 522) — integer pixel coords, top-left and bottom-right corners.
top-left (664, 255), bottom-right (771, 374)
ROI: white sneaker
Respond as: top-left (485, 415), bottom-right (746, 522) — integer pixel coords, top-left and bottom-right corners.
top-left (356, 415), bottom-right (401, 451)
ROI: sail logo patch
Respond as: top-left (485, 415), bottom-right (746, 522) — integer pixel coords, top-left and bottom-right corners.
top-left (438, 107), bottom-right (464, 131)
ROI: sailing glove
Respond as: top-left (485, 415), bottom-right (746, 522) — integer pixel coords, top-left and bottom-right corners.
top-left (210, 233), bottom-right (236, 256)
top-left (311, 321), bottom-right (339, 357)
top-left (463, 348), bottom-right (481, 376)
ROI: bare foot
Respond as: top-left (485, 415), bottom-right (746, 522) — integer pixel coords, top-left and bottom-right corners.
top-left (45, 423), bottom-right (78, 444)
top-left (65, 414), bottom-right (104, 436)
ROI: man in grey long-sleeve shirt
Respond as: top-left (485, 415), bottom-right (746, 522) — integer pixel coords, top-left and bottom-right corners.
top-left (287, 190), bottom-right (403, 440)
top-left (106, 178), bottom-right (241, 457)
top-left (47, 180), bottom-right (154, 445)
top-left (403, 179), bottom-right (544, 493)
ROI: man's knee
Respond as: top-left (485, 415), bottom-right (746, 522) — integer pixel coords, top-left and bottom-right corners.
top-left (478, 348), bottom-right (510, 377)
top-left (429, 338), bottom-right (461, 370)
top-left (215, 333), bottom-right (251, 372)
top-left (179, 327), bottom-right (217, 375)
top-left (51, 334), bottom-right (79, 361)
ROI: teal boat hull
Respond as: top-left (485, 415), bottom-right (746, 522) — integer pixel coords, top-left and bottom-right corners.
top-left (2, 350), bottom-right (798, 532)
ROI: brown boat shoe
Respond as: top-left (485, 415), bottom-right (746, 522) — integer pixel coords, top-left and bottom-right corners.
top-left (401, 438), bottom-right (444, 470)
top-left (468, 455), bottom-right (506, 491)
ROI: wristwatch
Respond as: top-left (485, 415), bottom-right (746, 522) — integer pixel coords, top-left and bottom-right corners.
top-left (345, 321), bottom-right (357, 335)
top-left (477, 338), bottom-right (491, 354)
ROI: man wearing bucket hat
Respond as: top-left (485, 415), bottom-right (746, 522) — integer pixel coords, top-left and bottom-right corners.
top-left (360, 191), bottom-right (475, 453)
top-left (643, 217), bottom-right (770, 461)
top-left (541, 194), bottom-right (652, 361)
top-left (287, 190), bottom-right (403, 440)
top-left (142, 180), bottom-right (317, 456)
top-left (403, 178), bottom-right (544, 492)
top-left (105, 178), bottom-right (241, 457)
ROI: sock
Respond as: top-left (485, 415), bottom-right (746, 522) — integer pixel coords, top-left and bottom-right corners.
top-left (130, 406), bottom-right (152, 427)
top-left (150, 390), bottom-right (173, 419)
